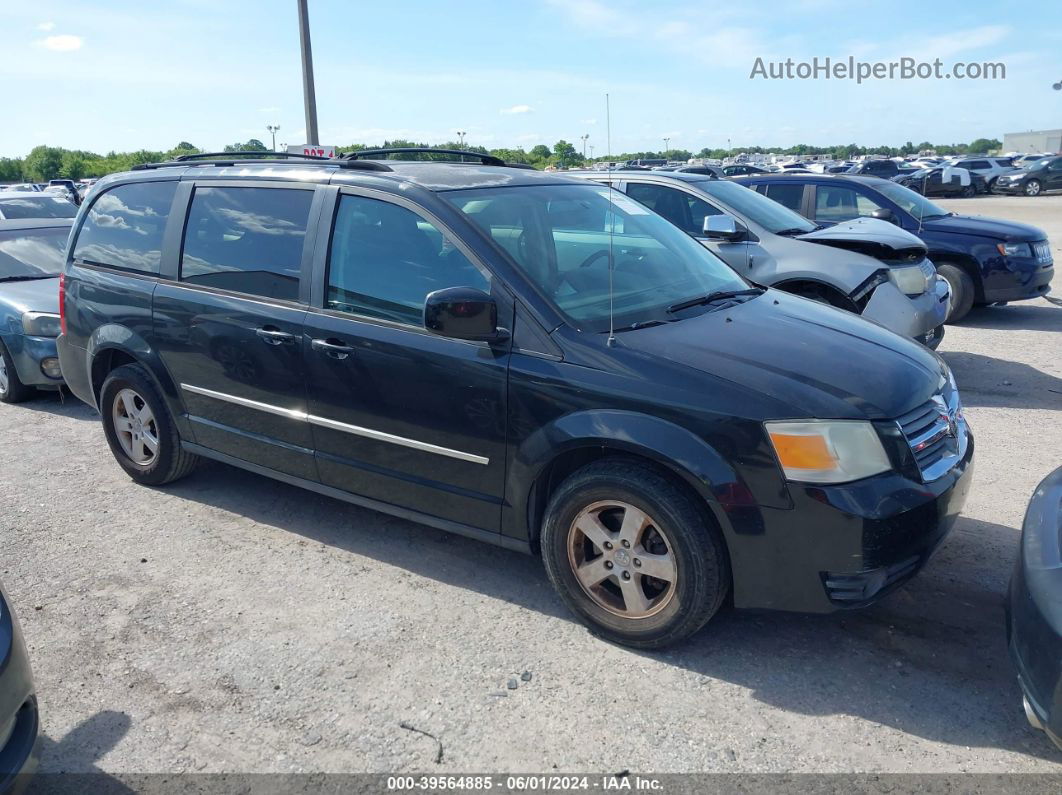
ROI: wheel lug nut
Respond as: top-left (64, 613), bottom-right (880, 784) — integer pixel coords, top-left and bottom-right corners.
top-left (633, 559), bottom-right (641, 567)
top-left (622, 571), bottom-right (631, 580)
top-left (604, 541), bottom-right (613, 550)
top-left (622, 540), bottom-right (630, 548)
top-left (605, 561), bottom-right (613, 569)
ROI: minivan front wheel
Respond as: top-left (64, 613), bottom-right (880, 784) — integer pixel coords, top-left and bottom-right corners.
top-left (100, 364), bottom-right (198, 485)
top-left (0, 341), bottom-right (35, 404)
top-left (1024, 179), bottom-right (1042, 197)
top-left (541, 458), bottom-right (729, 649)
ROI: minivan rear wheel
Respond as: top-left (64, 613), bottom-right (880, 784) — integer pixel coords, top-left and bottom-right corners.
top-left (541, 458), bottom-right (729, 649)
top-left (100, 364), bottom-right (198, 486)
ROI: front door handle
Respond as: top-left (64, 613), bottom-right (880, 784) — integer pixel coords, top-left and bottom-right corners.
top-left (256, 327), bottom-right (297, 346)
top-left (311, 338), bottom-right (354, 360)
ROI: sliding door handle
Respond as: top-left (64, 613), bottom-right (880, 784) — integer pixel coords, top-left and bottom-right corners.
top-left (311, 338), bottom-right (354, 359)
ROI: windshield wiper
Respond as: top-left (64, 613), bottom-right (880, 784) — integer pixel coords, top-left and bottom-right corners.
top-left (667, 288), bottom-right (763, 314)
top-left (610, 319), bottom-right (669, 332)
top-left (0, 274), bottom-right (58, 283)
top-left (774, 227), bottom-right (811, 236)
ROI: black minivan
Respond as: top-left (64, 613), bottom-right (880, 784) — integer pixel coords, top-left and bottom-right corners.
top-left (57, 151), bottom-right (974, 648)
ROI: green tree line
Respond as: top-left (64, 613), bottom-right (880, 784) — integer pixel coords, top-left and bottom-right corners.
top-left (0, 137), bottom-right (1005, 183)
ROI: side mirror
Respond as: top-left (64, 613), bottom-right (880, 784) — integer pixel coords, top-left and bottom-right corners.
top-left (870, 208), bottom-right (896, 223)
top-left (424, 287), bottom-right (509, 343)
top-left (702, 214), bottom-right (746, 241)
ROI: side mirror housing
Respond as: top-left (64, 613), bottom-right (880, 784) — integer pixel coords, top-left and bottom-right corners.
top-left (424, 287), bottom-right (509, 343)
top-left (870, 208), bottom-right (896, 223)
top-left (702, 214), bottom-right (747, 241)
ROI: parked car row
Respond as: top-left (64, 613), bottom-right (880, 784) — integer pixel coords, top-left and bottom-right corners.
top-left (0, 150), bottom-right (1057, 779)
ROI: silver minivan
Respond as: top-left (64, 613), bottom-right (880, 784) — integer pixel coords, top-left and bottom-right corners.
top-left (571, 171), bottom-right (950, 348)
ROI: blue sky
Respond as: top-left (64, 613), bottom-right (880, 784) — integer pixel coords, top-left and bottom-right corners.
top-left (2, 0), bottom-right (1060, 157)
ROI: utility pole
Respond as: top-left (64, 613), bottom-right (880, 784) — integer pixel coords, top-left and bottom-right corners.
top-left (297, 0), bottom-right (319, 146)
top-left (580, 133), bottom-right (589, 158)
top-left (267, 124), bottom-right (281, 152)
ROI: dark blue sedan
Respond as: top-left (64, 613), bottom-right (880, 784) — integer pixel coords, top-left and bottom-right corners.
top-left (0, 219), bottom-right (71, 403)
top-left (735, 173), bottom-right (1054, 322)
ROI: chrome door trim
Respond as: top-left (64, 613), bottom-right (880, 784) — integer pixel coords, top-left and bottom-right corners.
top-left (179, 383), bottom-right (489, 465)
top-left (181, 383), bottom-right (308, 421)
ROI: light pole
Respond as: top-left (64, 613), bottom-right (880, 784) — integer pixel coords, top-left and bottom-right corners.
top-left (267, 124), bottom-right (281, 152)
top-left (456, 131), bottom-right (467, 146)
top-left (588, 144), bottom-right (594, 160)
top-left (297, 0), bottom-right (319, 146)
top-left (580, 133), bottom-right (589, 158)
top-left (663, 137), bottom-right (670, 156)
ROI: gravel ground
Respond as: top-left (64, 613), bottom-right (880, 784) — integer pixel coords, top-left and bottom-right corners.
top-left (2, 195), bottom-right (1061, 778)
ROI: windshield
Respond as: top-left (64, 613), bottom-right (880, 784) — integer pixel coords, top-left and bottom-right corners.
top-left (874, 181), bottom-right (948, 221)
top-left (0, 196), bottom-right (78, 220)
top-left (1023, 158), bottom-right (1050, 170)
top-left (698, 180), bottom-right (816, 234)
top-left (0, 227), bottom-right (68, 280)
top-left (446, 184), bottom-right (748, 332)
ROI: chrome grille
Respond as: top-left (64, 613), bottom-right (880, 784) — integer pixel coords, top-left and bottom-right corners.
top-left (1033, 241), bottom-right (1052, 265)
top-left (896, 382), bottom-right (966, 482)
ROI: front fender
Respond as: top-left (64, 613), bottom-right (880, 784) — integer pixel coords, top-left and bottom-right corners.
top-left (505, 408), bottom-right (773, 558)
top-left (86, 324), bottom-right (192, 438)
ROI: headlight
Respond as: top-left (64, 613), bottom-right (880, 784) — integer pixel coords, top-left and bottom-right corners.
top-left (889, 264), bottom-right (929, 296)
top-left (997, 242), bottom-right (1032, 257)
top-left (765, 420), bottom-right (892, 484)
top-left (21, 312), bottom-right (61, 337)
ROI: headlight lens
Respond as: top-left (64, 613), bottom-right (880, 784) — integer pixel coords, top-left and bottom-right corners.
top-left (889, 264), bottom-right (929, 296)
top-left (997, 242), bottom-right (1032, 257)
top-left (21, 312), bottom-right (61, 337)
top-left (766, 420), bottom-right (892, 484)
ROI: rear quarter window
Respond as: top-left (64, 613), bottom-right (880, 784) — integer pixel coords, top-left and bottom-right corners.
top-left (72, 181), bottom-right (177, 274)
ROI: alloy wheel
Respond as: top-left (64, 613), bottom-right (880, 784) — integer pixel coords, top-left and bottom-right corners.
top-left (567, 500), bottom-right (677, 618)
top-left (112, 388), bottom-right (160, 465)
top-left (1025, 181), bottom-right (1041, 196)
top-left (0, 356), bottom-right (8, 395)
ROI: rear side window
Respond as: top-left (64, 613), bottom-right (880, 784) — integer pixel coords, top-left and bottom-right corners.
top-left (180, 186), bottom-right (313, 302)
top-left (764, 183), bottom-right (805, 213)
top-left (73, 181), bottom-right (176, 273)
top-left (326, 194), bottom-right (489, 325)
top-left (814, 185), bottom-right (883, 222)
top-left (0, 196), bottom-right (77, 220)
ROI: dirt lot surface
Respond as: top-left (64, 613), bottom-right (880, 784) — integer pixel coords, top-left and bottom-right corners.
top-left (2, 195), bottom-right (1061, 778)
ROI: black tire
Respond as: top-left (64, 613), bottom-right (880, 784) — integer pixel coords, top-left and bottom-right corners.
top-left (961, 184), bottom-right (976, 198)
top-left (0, 340), bottom-right (36, 404)
top-left (540, 458), bottom-right (730, 649)
top-left (987, 177), bottom-right (997, 194)
top-left (99, 364), bottom-right (198, 486)
top-left (1024, 179), bottom-right (1042, 197)
top-left (937, 262), bottom-right (976, 323)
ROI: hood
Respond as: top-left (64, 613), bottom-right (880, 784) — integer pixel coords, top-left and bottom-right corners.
top-left (921, 213), bottom-right (1047, 242)
top-left (616, 290), bottom-right (944, 420)
top-left (796, 217), bottom-right (927, 263)
top-left (0, 277), bottom-right (60, 315)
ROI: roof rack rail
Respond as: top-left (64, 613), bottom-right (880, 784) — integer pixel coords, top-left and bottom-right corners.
top-left (340, 147), bottom-right (507, 166)
top-left (131, 151), bottom-right (392, 172)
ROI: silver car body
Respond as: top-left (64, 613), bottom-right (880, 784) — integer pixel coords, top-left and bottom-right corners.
top-left (568, 171), bottom-right (949, 346)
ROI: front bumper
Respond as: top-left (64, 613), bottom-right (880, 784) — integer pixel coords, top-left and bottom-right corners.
top-left (861, 272), bottom-right (949, 346)
top-left (729, 427), bottom-right (974, 613)
top-left (983, 258), bottom-right (1053, 303)
top-left (992, 180), bottom-right (1025, 195)
top-left (1006, 467), bottom-right (1062, 750)
top-left (0, 333), bottom-right (62, 389)
top-left (0, 586), bottom-right (39, 792)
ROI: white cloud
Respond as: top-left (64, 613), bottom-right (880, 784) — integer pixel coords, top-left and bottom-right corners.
top-left (500, 104), bottom-right (533, 115)
top-left (258, 106), bottom-right (281, 113)
top-left (581, 118), bottom-right (598, 126)
top-left (38, 34), bottom-right (83, 52)
top-left (37, 21), bottom-right (55, 31)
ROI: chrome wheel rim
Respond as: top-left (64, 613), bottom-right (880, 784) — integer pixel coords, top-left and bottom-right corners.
top-left (1027, 182), bottom-right (1040, 196)
top-left (567, 500), bottom-right (677, 619)
top-left (0, 356), bottom-right (8, 395)
top-left (112, 388), bottom-right (159, 465)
